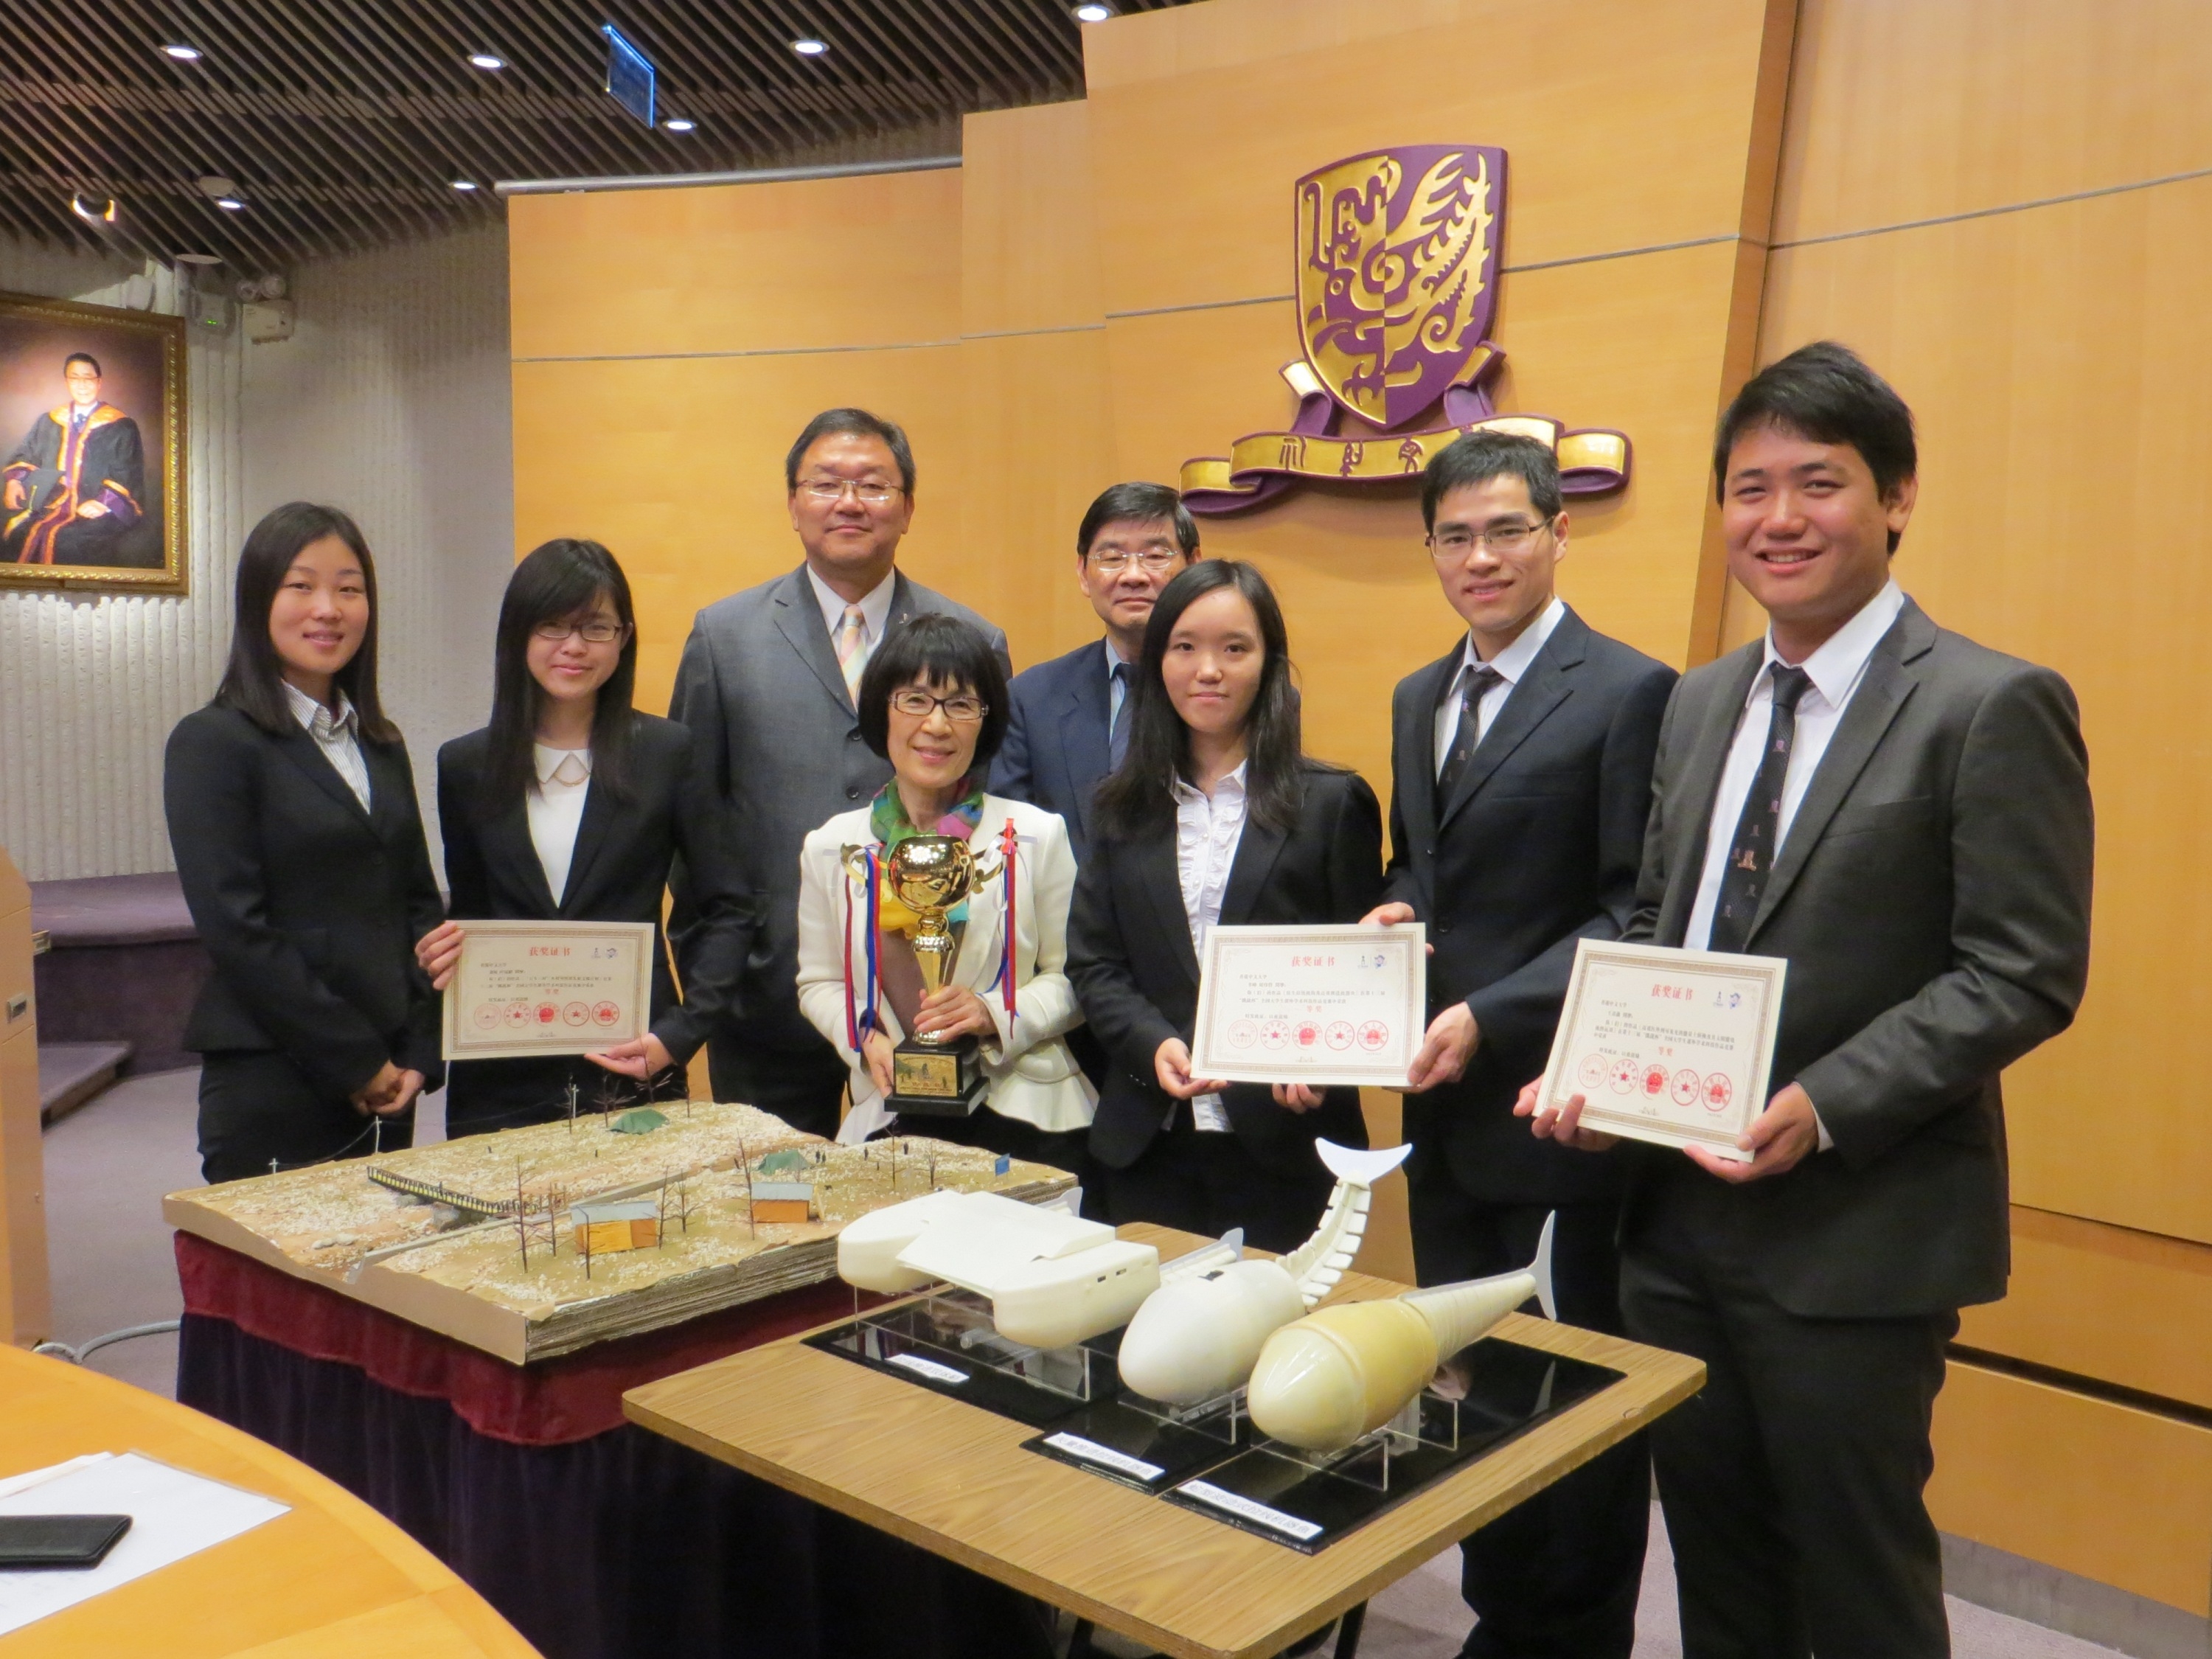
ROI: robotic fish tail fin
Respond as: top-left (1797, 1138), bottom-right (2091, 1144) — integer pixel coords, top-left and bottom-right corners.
top-left (1399, 1208), bottom-right (1559, 1357)
top-left (1531, 1208), bottom-right (1557, 1322)
top-left (1279, 1140), bottom-right (1413, 1306)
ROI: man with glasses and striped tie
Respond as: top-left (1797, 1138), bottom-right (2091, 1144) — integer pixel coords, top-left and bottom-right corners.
top-left (669, 407), bottom-right (1009, 1135)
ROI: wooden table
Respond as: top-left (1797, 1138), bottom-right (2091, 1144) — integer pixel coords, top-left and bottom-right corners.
top-left (626, 1224), bottom-right (1704, 1659)
top-left (0, 1344), bottom-right (539, 1658)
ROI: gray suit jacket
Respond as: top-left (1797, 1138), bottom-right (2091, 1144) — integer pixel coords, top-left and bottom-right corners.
top-left (1624, 597), bottom-right (2093, 1317)
top-left (668, 564), bottom-right (1010, 1055)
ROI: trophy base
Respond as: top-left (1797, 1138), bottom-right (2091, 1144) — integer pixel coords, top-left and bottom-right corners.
top-left (888, 1035), bottom-right (988, 1118)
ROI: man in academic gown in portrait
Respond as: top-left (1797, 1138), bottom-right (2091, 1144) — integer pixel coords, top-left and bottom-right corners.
top-left (2, 352), bottom-right (146, 566)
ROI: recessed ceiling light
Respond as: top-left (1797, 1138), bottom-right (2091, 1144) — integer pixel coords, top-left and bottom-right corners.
top-left (174, 252), bottom-right (223, 265)
top-left (467, 52), bottom-right (506, 71)
top-left (161, 43), bottom-right (204, 60)
top-left (72, 195), bottom-right (118, 224)
top-left (662, 117), bottom-right (695, 132)
top-left (195, 175), bottom-right (238, 198)
top-left (215, 198), bottom-right (246, 212)
top-left (451, 179), bottom-right (479, 192)
top-left (1072, 2), bottom-right (1115, 19)
top-left (791, 37), bottom-right (829, 56)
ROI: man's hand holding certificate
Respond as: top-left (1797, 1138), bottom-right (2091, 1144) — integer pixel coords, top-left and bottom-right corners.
top-left (1190, 923), bottom-right (1427, 1088)
top-left (1525, 939), bottom-right (1787, 1165)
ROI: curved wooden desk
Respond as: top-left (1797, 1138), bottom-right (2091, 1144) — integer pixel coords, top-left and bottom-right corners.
top-left (0, 1345), bottom-right (538, 1658)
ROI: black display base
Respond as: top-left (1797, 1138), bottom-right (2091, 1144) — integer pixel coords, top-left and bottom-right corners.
top-left (1161, 1340), bottom-right (1623, 1552)
top-left (805, 1295), bottom-right (1624, 1553)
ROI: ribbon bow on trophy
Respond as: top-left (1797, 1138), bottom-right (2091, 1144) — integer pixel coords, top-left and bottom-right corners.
top-left (840, 824), bottom-right (1016, 1117)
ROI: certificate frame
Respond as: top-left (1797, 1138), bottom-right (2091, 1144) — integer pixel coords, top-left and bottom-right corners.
top-left (1537, 939), bottom-right (1787, 1162)
top-left (1190, 922), bottom-right (1427, 1088)
top-left (440, 919), bottom-right (655, 1062)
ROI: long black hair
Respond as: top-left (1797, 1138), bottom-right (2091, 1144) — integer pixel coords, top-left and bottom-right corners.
top-left (481, 539), bottom-right (639, 807)
top-left (215, 501), bottom-right (399, 743)
top-left (1094, 560), bottom-right (1307, 840)
top-left (855, 613), bottom-right (1010, 769)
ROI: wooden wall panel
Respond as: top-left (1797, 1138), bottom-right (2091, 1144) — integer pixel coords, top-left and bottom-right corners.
top-left (1930, 1360), bottom-right (2212, 1616)
top-left (960, 102), bottom-right (1102, 340)
top-left (1774, 0), bottom-right (2212, 247)
top-left (1753, 173), bottom-right (2212, 1246)
top-left (1958, 1206), bottom-right (2212, 1413)
top-left (0, 846), bottom-right (49, 1346)
top-left (1084, 0), bottom-right (1795, 313)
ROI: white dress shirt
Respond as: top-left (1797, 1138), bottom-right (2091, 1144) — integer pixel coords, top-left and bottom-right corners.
top-left (283, 681), bottom-right (370, 810)
top-left (1172, 762), bottom-right (1248, 1133)
top-left (805, 565), bottom-right (895, 661)
top-left (527, 745), bottom-right (593, 905)
top-left (1683, 579), bottom-right (1906, 1151)
top-left (1433, 597), bottom-right (1568, 774)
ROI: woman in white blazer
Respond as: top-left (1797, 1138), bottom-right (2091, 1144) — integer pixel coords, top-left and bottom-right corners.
top-left (797, 614), bottom-right (1095, 1168)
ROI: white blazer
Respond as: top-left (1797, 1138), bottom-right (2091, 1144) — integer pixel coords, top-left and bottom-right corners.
top-left (796, 794), bottom-right (1096, 1143)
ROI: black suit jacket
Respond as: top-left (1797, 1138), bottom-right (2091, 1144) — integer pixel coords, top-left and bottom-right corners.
top-left (1383, 608), bottom-right (1676, 1203)
top-left (992, 638), bottom-right (1113, 865)
top-left (1069, 762), bottom-right (1384, 1175)
top-left (164, 703), bottom-right (445, 1099)
top-left (437, 713), bottom-right (753, 1074)
top-left (1625, 598), bottom-right (2093, 1317)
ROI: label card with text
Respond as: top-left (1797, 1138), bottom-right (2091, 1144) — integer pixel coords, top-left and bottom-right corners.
top-left (1537, 939), bottom-right (1786, 1163)
top-left (442, 919), bottom-right (654, 1061)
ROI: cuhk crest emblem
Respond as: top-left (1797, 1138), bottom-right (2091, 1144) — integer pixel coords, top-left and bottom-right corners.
top-left (1181, 144), bottom-right (1630, 515)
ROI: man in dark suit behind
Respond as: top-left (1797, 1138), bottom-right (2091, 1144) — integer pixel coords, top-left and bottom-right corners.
top-left (669, 408), bottom-right (1009, 1136)
top-left (991, 481), bottom-right (1198, 865)
top-left (1528, 343), bottom-right (2093, 1658)
top-left (1363, 431), bottom-right (1675, 1659)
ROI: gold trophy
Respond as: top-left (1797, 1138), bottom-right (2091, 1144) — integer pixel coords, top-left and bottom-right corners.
top-left (844, 835), bottom-right (1004, 1116)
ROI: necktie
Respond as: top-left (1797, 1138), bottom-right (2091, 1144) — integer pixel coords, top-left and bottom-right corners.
top-left (1107, 660), bottom-right (1133, 771)
top-left (1706, 664), bottom-right (1815, 953)
top-left (1435, 663), bottom-right (1505, 807)
top-left (834, 605), bottom-right (869, 703)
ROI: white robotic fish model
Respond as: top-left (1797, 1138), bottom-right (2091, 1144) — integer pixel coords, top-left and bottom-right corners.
top-left (836, 1189), bottom-right (1160, 1349)
top-left (1116, 1140), bottom-right (1413, 1405)
top-left (1245, 1211), bottom-right (1558, 1453)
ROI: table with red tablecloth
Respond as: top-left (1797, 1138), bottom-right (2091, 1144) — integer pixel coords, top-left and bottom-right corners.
top-left (174, 1231), bottom-right (1054, 1659)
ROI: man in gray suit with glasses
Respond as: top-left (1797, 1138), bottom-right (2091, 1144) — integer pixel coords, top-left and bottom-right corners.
top-left (669, 407), bottom-right (1009, 1136)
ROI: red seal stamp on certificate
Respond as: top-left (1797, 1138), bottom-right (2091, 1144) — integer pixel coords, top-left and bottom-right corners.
top-left (535, 1002), bottom-right (558, 1026)
top-left (1703, 1073), bottom-right (1733, 1110)
top-left (1326, 1020), bottom-right (1354, 1051)
top-left (1671, 1068), bottom-right (1700, 1106)
top-left (563, 1001), bottom-right (590, 1027)
top-left (1578, 1053), bottom-right (1607, 1090)
top-left (1295, 1020), bottom-right (1321, 1049)
top-left (593, 1001), bottom-right (620, 1028)
top-left (1261, 1018), bottom-right (1290, 1049)
top-left (473, 1003), bottom-right (499, 1031)
top-left (1609, 1057), bottom-right (1637, 1094)
top-left (1357, 1020), bottom-right (1389, 1052)
top-left (1229, 1019), bottom-right (1258, 1049)
top-left (1641, 1064), bottom-right (1667, 1097)
top-left (503, 1001), bottom-right (529, 1029)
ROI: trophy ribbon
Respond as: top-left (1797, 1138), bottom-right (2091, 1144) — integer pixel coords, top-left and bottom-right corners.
top-left (838, 844), bottom-right (884, 1050)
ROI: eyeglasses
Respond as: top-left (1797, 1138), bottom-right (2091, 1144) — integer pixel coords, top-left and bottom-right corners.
top-left (796, 478), bottom-right (903, 507)
top-left (1425, 517), bottom-right (1556, 560)
top-left (888, 688), bottom-right (988, 723)
top-left (533, 619), bottom-right (627, 644)
top-left (1086, 548), bottom-right (1183, 574)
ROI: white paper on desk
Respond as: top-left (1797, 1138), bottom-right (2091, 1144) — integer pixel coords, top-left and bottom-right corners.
top-left (0, 1450), bottom-right (290, 1636)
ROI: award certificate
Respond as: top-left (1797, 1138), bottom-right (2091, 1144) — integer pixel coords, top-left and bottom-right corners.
top-left (1537, 939), bottom-right (1787, 1162)
top-left (441, 920), bottom-right (655, 1062)
top-left (1191, 924), bottom-right (1426, 1088)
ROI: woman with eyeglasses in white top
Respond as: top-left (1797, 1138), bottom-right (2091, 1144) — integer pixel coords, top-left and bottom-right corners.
top-left (414, 539), bottom-right (753, 1135)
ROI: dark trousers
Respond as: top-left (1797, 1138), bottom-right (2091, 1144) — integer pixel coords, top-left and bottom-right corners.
top-left (1621, 1227), bottom-right (1955, 1659)
top-left (197, 1048), bottom-right (414, 1184)
top-left (1408, 1175), bottom-right (1648, 1659)
top-left (706, 1026), bottom-right (849, 1140)
top-left (1102, 1114), bottom-right (1334, 1254)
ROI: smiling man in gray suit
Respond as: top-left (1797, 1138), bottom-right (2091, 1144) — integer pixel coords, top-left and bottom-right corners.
top-left (1528, 343), bottom-right (2093, 1658)
top-left (669, 408), bottom-right (1009, 1136)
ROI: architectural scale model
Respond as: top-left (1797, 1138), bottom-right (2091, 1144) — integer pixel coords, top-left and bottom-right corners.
top-left (1116, 1140), bottom-right (1412, 1404)
top-left (164, 1101), bottom-right (1073, 1363)
top-left (1245, 1212), bottom-right (1558, 1452)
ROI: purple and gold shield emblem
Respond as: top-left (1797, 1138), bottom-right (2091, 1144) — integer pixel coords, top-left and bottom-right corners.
top-left (1296, 145), bottom-right (1505, 430)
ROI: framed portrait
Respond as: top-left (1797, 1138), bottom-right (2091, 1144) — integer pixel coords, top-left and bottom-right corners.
top-left (0, 291), bottom-right (187, 594)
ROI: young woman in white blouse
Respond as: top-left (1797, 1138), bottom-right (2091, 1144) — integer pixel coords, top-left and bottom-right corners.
top-left (415, 540), bottom-right (753, 1135)
top-left (796, 614), bottom-right (1094, 1164)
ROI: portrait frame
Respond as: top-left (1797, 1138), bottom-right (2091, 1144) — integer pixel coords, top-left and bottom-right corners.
top-left (0, 290), bottom-right (188, 595)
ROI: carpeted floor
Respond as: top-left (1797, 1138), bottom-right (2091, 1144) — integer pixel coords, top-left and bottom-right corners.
top-left (41, 1071), bottom-right (2125, 1659)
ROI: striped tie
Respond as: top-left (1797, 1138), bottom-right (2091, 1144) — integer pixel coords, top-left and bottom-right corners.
top-left (835, 605), bottom-right (869, 702)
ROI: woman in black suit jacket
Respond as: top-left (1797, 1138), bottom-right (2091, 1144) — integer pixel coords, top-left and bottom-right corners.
top-left (166, 502), bottom-right (444, 1183)
top-left (416, 540), bottom-right (751, 1135)
top-left (1069, 560), bottom-right (1382, 1251)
